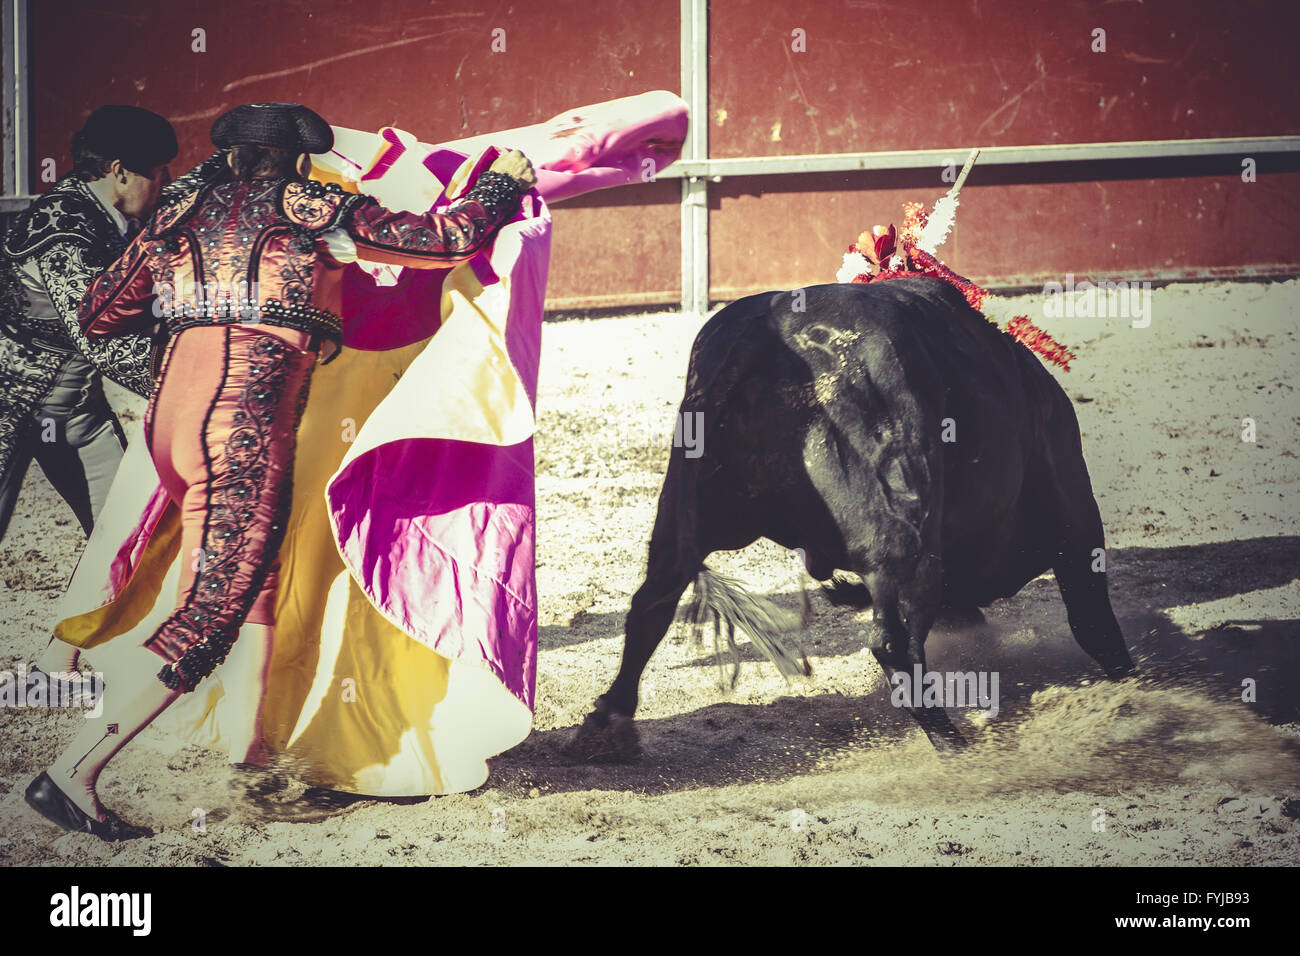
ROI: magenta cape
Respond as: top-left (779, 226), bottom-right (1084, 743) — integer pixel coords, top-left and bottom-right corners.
top-left (55, 91), bottom-right (687, 795)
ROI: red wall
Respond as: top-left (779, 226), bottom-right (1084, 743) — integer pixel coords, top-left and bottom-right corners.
top-left (28, 0), bottom-right (1300, 307)
top-left (711, 0), bottom-right (1300, 156)
top-left (706, 0), bottom-right (1300, 294)
top-left (28, 0), bottom-right (684, 306)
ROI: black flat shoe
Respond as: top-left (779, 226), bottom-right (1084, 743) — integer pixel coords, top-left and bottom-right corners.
top-left (24, 773), bottom-right (153, 842)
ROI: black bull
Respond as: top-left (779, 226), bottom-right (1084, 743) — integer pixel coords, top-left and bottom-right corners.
top-left (569, 277), bottom-right (1134, 758)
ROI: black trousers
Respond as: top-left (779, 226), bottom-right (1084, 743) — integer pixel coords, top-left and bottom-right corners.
top-left (0, 393), bottom-right (127, 545)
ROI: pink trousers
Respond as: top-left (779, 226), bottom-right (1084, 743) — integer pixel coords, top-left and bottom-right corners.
top-left (142, 325), bottom-right (316, 691)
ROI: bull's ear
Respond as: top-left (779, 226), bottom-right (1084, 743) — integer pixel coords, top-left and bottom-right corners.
top-left (874, 224), bottom-right (897, 262)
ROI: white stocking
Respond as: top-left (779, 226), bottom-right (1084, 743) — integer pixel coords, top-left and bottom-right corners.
top-left (47, 645), bottom-right (181, 822)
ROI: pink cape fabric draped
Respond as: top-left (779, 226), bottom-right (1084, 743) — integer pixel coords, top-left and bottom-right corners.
top-left (55, 91), bottom-right (687, 794)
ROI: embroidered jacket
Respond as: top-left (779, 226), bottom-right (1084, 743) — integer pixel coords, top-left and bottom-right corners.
top-left (1, 176), bottom-right (149, 487)
top-left (78, 171), bottom-right (524, 358)
top-left (0, 155), bottom-right (231, 484)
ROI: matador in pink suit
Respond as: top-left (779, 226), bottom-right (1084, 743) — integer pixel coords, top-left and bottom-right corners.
top-left (24, 103), bottom-right (537, 840)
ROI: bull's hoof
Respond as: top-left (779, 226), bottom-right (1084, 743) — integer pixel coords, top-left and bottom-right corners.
top-left (1095, 650), bottom-right (1137, 679)
top-left (564, 704), bottom-right (642, 764)
top-left (926, 728), bottom-right (969, 757)
top-left (910, 710), bottom-right (970, 756)
top-left (869, 644), bottom-right (910, 671)
top-left (1102, 660), bottom-right (1136, 680)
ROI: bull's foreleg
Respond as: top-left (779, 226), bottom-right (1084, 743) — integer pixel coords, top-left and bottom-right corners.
top-left (1055, 548), bottom-right (1134, 678)
top-left (1039, 433), bottom-right (1135, 679)
top-left (866, 556), bottom-right (968, 753)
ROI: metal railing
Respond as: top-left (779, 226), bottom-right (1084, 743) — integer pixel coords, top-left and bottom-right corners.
top-left (670, 0), bottom-right (1300, 314)
top-left (4, 0), bottom-right (1298, 308)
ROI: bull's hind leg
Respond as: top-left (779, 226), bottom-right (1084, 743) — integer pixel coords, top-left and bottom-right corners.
top-left (565, 548), bottom-right (693, 762)
top-left (606, 559), bottom-right (694, 719)
top-left (567, 452), bottom-right (753, 761)
top-left (871, 648), bottom-right (969, 753)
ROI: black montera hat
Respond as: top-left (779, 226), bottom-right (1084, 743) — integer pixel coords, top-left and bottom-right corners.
top-left (210, 103), bottom-right (333, 153)
top-left (73, 105), bottom-right (178, 171)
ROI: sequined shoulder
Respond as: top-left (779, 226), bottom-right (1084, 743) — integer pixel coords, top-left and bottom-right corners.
top-left (280, 180), bottom-right (355, 232)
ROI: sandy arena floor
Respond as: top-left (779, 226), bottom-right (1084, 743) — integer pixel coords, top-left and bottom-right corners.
top-left (1, 279), bottom-right (1297, 865)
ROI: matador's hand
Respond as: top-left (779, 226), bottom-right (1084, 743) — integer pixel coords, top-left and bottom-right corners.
top-left (489, 149), bottom-right (537, 191)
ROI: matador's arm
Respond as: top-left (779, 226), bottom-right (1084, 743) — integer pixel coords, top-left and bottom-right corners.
top-left (76, 230), bottom-right (160, 349)
top-left (343, 170), bottom-right (526, 270)
top-left (31, 237), bottom-right (155, 397)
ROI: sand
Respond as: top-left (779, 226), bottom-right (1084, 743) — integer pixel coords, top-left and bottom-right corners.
top-left (1, 278), bottom-right (1297, 866)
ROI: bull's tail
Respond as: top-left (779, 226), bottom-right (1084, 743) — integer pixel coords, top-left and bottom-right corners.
top-left (819, 571), bottom-right (873, 607)
top-left (682, 566), bottom-right (812, 690)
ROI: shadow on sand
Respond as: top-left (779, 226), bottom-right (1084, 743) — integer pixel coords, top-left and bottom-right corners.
top-left (491, 534), bottom-right (1299, 799)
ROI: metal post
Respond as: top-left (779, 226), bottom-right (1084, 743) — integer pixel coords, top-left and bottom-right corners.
top-left (1, 0), bottom-right (13, 197)
top-left (680, 0), bottom-right (709, 315)
top-left (2, 0), bottom-right (30, 208)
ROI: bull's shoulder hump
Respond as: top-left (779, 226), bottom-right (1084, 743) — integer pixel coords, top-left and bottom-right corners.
top-left (766, 282), bottom-right (927, 347)
top-left (684, 290), bottom-right (786, 398)
top-left (690, 289), bottom-right (785, 356)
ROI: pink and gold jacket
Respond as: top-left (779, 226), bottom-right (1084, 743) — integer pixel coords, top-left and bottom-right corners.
top-left (77, 170), bottom-right (523, 360)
